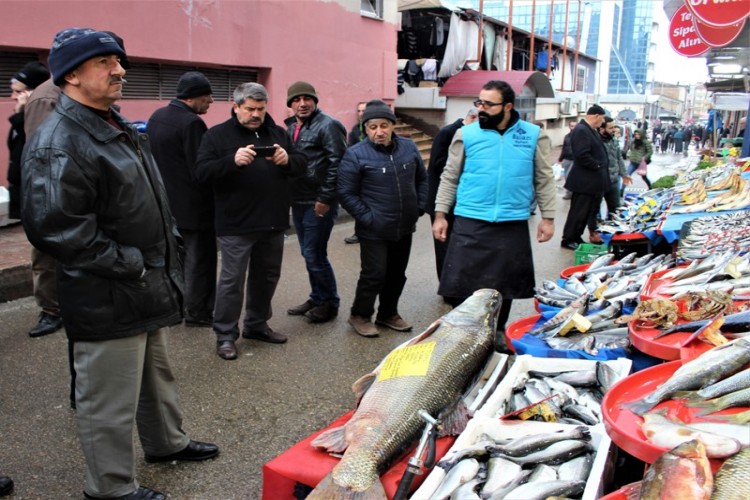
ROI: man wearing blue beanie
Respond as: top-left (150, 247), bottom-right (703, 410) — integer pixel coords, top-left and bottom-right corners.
top-left (22, 28), bottom-right (218, 500)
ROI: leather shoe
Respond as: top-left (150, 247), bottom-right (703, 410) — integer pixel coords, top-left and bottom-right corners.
top-left (144, 440), bottom-right (219, 463)
top-left (348, 315), bottom-right (378, 337)
top-left (560, 240), bottom-right (579, 250)
top-left (375, 314), bottom-right (413, 332)
top-left (242, 327), bottom-right (287, 344)
top-left (216, 341), bottom-right (237, 360)
top-left (344, 234), bottom-right (359, 244)
top-left (305, 302), bottom-right (338, 323)
top-left (589, 233), bottom-right (604, 244)
top-left (287, 299), bottom-right (315, 316)
top-left (0, 476), bottom-right (13, 497)
top-left (29, 312), bottom-right (63, 337)
top-left (83, 487), bottom-right (165, 500)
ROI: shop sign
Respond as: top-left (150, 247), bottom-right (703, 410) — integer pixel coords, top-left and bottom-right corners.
top-left (693, 14), bottom-right (747, 47)
top-left (669, 5), bottom-right (711, 57)
top-left (685, 0), bottom-right (750, 27)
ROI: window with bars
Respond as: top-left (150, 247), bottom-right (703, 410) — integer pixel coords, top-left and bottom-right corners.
top-left (0, 51), bottom-right (257, 101)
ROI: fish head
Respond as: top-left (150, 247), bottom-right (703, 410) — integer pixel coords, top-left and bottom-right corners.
top-left (444, 289), bottom-right (502, 332)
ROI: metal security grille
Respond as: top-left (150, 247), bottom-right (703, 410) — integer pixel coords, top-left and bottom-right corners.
top-left (0, 52), bottom-right (45, 96)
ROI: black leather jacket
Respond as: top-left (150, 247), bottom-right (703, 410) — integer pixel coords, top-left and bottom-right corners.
top-left (21, 94), bottom-right (184, 341)
top-left (284, 108), bottom-right (347, 205)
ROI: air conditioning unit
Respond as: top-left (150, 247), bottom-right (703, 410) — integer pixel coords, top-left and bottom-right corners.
top-left (560, 98), bottom-right (572, 114)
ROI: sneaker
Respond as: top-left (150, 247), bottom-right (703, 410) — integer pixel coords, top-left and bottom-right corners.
top-left (560, 240), bottom-right (579, 251)
top-left (242, 327), bottom-right (287, 344)
top-left (348, 315), bottom-right (378, 337)
top-left (344, 234), bottom-right (359, 244)
top-left (589, 233), bottom-right (604, 244)
top-left (287, 300), bottom-right (316, 316)
top-left (375, 314), bottom-right (412, 332)
top-left (29, 312), bottom-right (64, 338)
top-left (305, 302), bottom-right (338, 323)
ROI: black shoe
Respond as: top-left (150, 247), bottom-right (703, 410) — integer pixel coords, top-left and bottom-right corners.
top-left (344, 234), bottom-right (359, 244)
top-left (184, 315), bottom-right (213, 327)
top-left (216, 341), bottom-right (237, 360)
top-left (0, 476), bottom-right (13, 497)
top-left (29, 312), bottom-right (64, 337)
top-left (560, 240), bottom-right (579, 250)
top-left (287, 300), bottom-right (316, 316)
top-left (305, 302), bottom-right (339, 323)
top-left (84, 486), bottom-right (165, 499)
top-left (144, 440), bottom-right (219, 464)
top-left (242, 327), bottom-right (287, 344)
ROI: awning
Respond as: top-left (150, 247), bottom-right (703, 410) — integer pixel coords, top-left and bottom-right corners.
top-left (397, 0), bottom-right (458, 11)
top-left (439, 70), bottom-right (556, 98)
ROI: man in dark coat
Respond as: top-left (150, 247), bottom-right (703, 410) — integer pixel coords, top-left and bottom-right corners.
top-left (426, 108), bottom-right (477, 280)
top-left (22, 28), bottom-right (218, 500)
top-left (561, 105), bottom-right (609, 250)
top-left (195, 82), bottom-right (305, 360)
top-left (148, 71), bottom-right (216, 327)
top-left (343, 101), bottom-right (367, 245)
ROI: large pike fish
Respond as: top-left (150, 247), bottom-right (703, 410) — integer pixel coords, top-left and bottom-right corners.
top-left (307, 289), bottom-right (501, 499)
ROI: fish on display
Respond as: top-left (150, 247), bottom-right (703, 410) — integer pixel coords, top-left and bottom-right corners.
top-left (710, 447), bottom-right (750, 500)
top-left (488, 426), bottom-right (590, 457)
top-left (639, 412), bottom-right (742, 459)
top-left (430, 457), bottom-right (480, 500)
top-left (556, 453), bottom-right (594, 483)
top-left (479, 456), bottom-right (524, 498)
top-left (655, 310), bottom-right (750, 338)
top-left (689, 387), bottom-right (750, 416)
top-left (501, 479), bottom-right (586, 500)
top-left (306, 289), bottom-right (500, 499)
top-left (623, 339), bottom-right (750, 415)
top-left (639, 440), bottom-right (713, 500)
top-left (489, 439), bottom-right (593, 466)
top-left (663, 416), bottom-right (750, 447)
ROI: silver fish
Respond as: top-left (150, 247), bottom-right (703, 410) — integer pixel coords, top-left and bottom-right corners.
top-left (527, 463), bottom-right (557, 483)
top-left (557, 453), bottom-right (594, 483)
top-left (432, 458), bottom-right (480, 500)
top-left (484, 469), bottom-right (531, 500)
top-left (491, 439), bottom-right (592, 466)
top-left (307, 289), bottom-right (500, 498)
top-left (678, 367), bottom-right (750, 401)
top-left (449, 476), bottom-right (483, 500)
top-left (563, 403), bottom-right (599, 425)
top-left (480, 456), bottom-right (522, 498)
top-left (691, 387), bottom-right (750, 416)
top-left (503, 479), bottom-right (586, 500)
top-left (490, 426), bottom-right (590, 457)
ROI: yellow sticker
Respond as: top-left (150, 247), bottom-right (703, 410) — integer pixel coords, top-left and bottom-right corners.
top-left (378, 342), bottom-right (436, 381)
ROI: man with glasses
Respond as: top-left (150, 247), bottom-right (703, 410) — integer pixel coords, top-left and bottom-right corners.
top-left (432, 80), bottom-right (556, 350)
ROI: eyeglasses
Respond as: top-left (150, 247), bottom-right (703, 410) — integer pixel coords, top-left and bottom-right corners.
top-left (473, 99), bottom-right (504, 109)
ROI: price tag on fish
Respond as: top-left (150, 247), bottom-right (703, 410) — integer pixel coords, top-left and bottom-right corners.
top-left (378, 342), bottom-right (436, 380)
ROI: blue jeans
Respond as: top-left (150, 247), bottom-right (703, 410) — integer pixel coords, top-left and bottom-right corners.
top-left (292, 203), bottom-right (339, 306)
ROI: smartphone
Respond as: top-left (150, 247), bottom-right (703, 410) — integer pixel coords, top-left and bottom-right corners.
top-left (253, 146), bottom-right (277, 157)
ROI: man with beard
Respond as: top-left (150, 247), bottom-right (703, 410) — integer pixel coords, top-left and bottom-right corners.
top-left (195, 83), bottom-right (304, 360)
top-left (433, 80), bottom-right (555, 347)
top-left (561, 105), bottom-right (609, 250)
top-left (586, 116), bottom-right (631, 242)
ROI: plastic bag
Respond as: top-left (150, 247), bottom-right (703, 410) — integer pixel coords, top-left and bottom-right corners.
top-left (635, 159), bottom-right (647, 175)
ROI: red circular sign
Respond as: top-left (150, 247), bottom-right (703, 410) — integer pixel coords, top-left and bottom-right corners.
top-left (693, 15), bottom-right (747, 47)
top-left (669, 5), bottom-right (711, 57)
top-left (686, 0), bottom-right (750, 27)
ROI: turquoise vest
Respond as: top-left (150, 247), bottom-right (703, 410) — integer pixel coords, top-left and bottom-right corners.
top-left (455, 120), bottom-right (540, 222)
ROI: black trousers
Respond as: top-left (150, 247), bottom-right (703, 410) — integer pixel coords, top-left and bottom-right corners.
top-left (563, 192), bottom-right (600, 244)
top-left (351, 234), bottom-right (413, 319)
top-left (429, 213), bottom-right (454, 281)
top-left (587, 181), bottom-right (621, 232)
top-left (181, 228), bottom-right (217, 320)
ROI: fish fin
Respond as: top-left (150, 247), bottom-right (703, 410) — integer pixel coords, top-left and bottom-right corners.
top-left (307, 472), bottom-right (388, 500)
top-left (671, 391), bottom-right (699, 401)
top-left (310, 425), bottom-right (348, 454)
top-left (352, 373), bottom-right (377, 406)
top-left (437, 400), bottom-right (472, 437)
top-left (622, 398), bottom-right (657, 416)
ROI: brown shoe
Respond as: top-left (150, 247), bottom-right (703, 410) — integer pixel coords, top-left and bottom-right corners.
top-left (216, 341), bottom-right (237, 360)
top-left (287, 300), bottom-right (315, 316)
top-left (305, 302), bottom-right (339, 323)
top-left (589, 233), bottom-right (604, 244)
top-left (375, 314), bottom-right (413, 332)
top-left (348, 315), bottom-right (379, 337)
top-left (242, 327), bottom-right (287, 344)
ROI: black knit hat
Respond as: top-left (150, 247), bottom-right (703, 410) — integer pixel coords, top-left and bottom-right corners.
top-left (48, 28), bottom-right (126, 86)
top-left (12, 62), bottom-right (50, 90)
top-left (176, 71), bottom-right (213, 99)
top-left (286, 81), bottom-right (318, 107)
top-left (586, 104), bottom-right (607, 116)
top-left (362, 99), bottom-right (396, 124)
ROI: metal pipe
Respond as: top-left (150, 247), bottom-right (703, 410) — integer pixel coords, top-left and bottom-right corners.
top-left (547, 0), bottom-right (554, 78)
top-left (530, 0), bottom-right (536, 71)
top-left (507, 0), bottom-right (514, 70)
top-left (560, 0), bottom-right (570, 91)
top-left (573, 0), bottom-right (581, 91)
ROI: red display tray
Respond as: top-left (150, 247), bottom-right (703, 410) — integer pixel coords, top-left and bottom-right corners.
top-left (638, 267), bottom-right (681, 301)
top-left (599, 482), bottom-right (642, 500)
top-left (601, 360), bottom-right (747, 468)
top-left (504, 314), bottom-right (541, 353)
top-left (560, 263), bottom-right (590, 279)
top-left (628, 322), bottom-right (713, 361)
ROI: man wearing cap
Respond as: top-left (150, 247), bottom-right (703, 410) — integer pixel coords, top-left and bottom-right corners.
top-left (337, 99), bottom-right (427, 337)
top-left (561, 104), bottom-right (610, 250)
top-left (148, 71), bottom-right (216, 328)
top-left (433, 80), bottom-right (556, 350)
top-left (284, 81), bottom-right (347, 324)
top-left (22, 28), bottom-right (218, 500)
top-left (195, 82), bottom-right (304, 360)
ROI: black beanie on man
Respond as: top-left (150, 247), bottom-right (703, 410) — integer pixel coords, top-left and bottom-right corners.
top-left (286, 81), bottom-right (318, 107)
top-left (362, 99), bottom-right (396, 125)
top-left (176, 71), bottom-right (213, 99)
top-left (12, 62), bottom-right (50, 90)
top-left (48, 28), bottom-right (126, 86)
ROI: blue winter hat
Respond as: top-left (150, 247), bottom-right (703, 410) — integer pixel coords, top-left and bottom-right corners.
top-left (48, 28), bottom-right (126, 86)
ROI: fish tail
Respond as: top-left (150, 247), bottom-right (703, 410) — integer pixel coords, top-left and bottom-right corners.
top-left (622, 398), bottom-right (657, 416)
top-left (307, 472), bottom-right (388, 500)
top-left (672, 390), bottom-right (700, 401)
top-left (686, 399), bottom-right (722, 416)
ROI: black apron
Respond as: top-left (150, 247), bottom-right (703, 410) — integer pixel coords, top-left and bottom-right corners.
top-left (438, 216), bottom-right (535, 300)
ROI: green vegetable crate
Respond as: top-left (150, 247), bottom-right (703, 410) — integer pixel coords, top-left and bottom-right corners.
top-left (574, 243), bottom-right (608, 265)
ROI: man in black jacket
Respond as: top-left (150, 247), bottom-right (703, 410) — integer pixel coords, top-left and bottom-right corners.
top-left (148, 71), bottom-right (216, 328)
top-left (196, 82), bottom-right (305, 360)
top-left (558, 120), bottom-right (576, 199)
top-left (283, 81), bottom-right (347, 323)
top-left (561, 105), bottom-right (610, 250)
top-left (22, 28), bottom-right (218, 500)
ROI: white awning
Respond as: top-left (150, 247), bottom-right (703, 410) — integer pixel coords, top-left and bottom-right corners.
top-left (398, 0), bottom-right (458, 12)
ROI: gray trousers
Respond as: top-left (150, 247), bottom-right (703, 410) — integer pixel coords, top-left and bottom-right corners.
top-left (181, 228), bottom-right (217, 320)
top-left (31, 246), bottom-right (59, 316)
top-left (74, 328), bottom-right (189, 498)
top-left (214, 231), bottom-right (284, 341)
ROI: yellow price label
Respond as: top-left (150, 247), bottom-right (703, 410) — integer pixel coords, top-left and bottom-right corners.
top-left (378, 342), bottom-right (436, 381)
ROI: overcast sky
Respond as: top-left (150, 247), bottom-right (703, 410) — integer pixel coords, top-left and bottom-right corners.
top-left (652, 6), bottom-right (709, 85)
